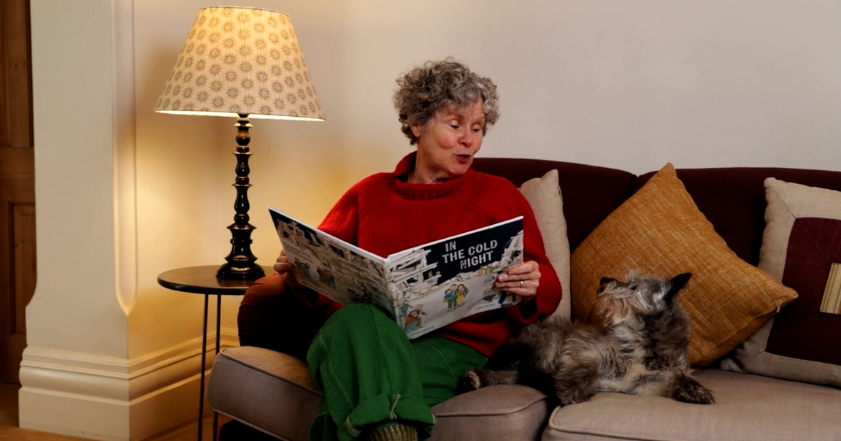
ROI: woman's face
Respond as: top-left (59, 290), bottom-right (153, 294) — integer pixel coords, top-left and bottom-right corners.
top-left (410, 100), bottom-right (485, 184)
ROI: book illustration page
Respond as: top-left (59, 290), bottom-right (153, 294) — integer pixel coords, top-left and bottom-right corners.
top-left (270, 208), bottom-right (392, 314)
top-left (389, 218), bottom-right (524, 339)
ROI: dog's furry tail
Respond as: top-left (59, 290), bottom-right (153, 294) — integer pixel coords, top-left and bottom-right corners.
top-left (457, 340), bottom-right (532, 394)
top-left (458, 367), bottom-right (522, 394)
top-left (458, 340), bottom-right (558, 397)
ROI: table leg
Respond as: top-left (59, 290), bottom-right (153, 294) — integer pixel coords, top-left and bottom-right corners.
top-left (199, 293), bottom-right (209, 441)
top-left (212, 294), bottom-right (221, 441)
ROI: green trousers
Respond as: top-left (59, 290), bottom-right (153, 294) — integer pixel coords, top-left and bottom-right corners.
top-left (307, 304), bottom-right (488, 441)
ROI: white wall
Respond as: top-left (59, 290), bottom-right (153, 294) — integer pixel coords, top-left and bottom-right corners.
top-left (243, 0), bottom-right (841, 277)
top-left (23, 0), bottom-right (841, 439)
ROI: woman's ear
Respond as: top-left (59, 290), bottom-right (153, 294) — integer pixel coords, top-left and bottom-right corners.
top-left (410, 122), bottom-right (424, 138)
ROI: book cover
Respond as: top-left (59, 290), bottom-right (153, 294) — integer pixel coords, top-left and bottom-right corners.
top-left (269, 207), bottom-right (524, 338)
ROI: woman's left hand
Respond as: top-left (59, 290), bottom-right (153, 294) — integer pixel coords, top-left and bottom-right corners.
top-left (495, 261), bottom-right (540, 301)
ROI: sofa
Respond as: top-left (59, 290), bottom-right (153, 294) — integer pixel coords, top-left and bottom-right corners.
top-left (208, 157), bottom-right (841, 440)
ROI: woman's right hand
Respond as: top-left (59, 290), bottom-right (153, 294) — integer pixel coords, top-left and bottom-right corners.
top-left (274, 250), bottom-right (302, 287)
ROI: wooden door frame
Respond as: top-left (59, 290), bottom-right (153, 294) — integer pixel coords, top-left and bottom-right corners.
top-left (0, 0), bottom-right (34, 384)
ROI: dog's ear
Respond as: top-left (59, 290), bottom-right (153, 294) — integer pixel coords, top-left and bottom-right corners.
top-left (665, 273), bottom-right (692, 301)
top-left (598, 277), bottom-right (616, 294)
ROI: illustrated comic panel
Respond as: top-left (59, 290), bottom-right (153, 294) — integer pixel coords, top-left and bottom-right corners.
top-left (270, 209), bottom-right (392, 313)
top-left (393, 222), bottom-right (524, 338)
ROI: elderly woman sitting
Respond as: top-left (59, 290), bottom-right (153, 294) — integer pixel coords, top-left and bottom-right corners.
top-left (241, 59), bottom-right (562, 441)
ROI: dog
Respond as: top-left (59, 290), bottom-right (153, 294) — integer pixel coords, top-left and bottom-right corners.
top-left (459, 272), bottom-right (714, 406)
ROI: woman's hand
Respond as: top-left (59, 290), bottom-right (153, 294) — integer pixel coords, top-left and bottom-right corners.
top-left (274, 249), bottom-right (302, 287)
top-left (495, 261), bottom-right (540, 300)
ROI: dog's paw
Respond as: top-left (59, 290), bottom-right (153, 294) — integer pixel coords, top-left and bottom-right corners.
top-left (672, 376), bottom-right (715, 405)
top-left (456, 370), bottom-right (482, 394)
top-left (676, 385), bottom-right (715, 405)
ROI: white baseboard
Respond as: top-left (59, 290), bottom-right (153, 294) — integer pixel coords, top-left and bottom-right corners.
top-left (19, 331), bottom-right (239, 440)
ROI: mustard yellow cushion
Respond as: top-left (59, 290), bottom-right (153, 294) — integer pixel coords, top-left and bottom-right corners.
top-left (570, 163), bottom-right (798, 366)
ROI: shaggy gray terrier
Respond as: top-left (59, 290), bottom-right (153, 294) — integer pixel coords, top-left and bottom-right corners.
top-left (460, 272), bottom-right (715, 406)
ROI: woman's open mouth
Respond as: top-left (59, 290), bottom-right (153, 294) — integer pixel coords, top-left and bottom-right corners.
top-left (455, 154), bottom-right (472, 164)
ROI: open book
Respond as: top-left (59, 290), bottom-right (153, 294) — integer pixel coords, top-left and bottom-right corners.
top-left (269, 207), bottom-right (524, 339)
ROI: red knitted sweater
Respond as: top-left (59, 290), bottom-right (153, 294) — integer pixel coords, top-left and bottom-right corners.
top-left (296, 153), bottom-right (563, 356)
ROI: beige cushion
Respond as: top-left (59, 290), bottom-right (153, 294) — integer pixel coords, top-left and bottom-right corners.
top-left (209, 345), bottom-right (554, 441)
top-left (520, 169), bottom-right (571, 319)
top-left (721, 178), bottom-right (841, 387)
top-left (208, 346), bottom-right (322, 441)
top-left (542, 369), bottom-right (841, 441)
top-left (570, 163), bottom-right (798, 366)
top-left (430, 385), bottom-right (552, 441)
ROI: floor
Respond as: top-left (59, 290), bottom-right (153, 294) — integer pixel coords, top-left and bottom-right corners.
top-left (0, 382), bottom-right (231, 441)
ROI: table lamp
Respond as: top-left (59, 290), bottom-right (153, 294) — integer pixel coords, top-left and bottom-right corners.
top-left (154, 6), bottom-right (324, 280)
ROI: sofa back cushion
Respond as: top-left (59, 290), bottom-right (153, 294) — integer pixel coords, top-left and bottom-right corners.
top-left (477, 160), bottom-right (841, 266)
top-left (634, 167), bottom-right (841, 266)
top-left (474, 158), bottom-right (635, 320)
top-left (472, 158), bottom-right (636, 252)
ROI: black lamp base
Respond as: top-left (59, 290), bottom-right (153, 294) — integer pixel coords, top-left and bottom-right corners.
top-left (216, 114), bottom-right (266, 281)
top-left (216, 261), bottom-right (265, 280)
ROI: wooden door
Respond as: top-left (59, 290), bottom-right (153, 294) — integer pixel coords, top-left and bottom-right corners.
top-left (0, 0), bottom-right (34, 384)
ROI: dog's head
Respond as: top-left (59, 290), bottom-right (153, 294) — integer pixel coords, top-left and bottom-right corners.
top-left (596, 272), bottom-right (691, 325)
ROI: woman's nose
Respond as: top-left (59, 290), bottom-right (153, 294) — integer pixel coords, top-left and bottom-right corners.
top-left (460, 131), bottom-right (474, 147)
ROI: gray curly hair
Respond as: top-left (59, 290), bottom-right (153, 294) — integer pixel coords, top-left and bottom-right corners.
top-left (393, 58), bottom-right (500, 145)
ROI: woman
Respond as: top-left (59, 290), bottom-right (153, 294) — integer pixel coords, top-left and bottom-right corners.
top-left (244, 59), bottom-right (562, 441)
top-left (454, 284), bottom-right (468, 307)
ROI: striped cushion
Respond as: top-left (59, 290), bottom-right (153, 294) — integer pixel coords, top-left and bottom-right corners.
top-left (722, 178), bottom-right (841, 387)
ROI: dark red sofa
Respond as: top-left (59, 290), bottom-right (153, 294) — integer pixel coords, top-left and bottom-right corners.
top-left (211, 158), bottom-right (841, 441)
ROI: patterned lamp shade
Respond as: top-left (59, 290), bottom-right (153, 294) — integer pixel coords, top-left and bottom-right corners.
top-left (154, 6), bottom-right (325, 121)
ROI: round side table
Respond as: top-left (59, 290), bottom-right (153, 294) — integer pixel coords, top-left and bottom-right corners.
top-left (158, 265), bottom-right (271, 441)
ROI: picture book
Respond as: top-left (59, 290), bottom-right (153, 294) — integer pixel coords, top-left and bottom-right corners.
top-left (268, 207), bottom-right (524, 339)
